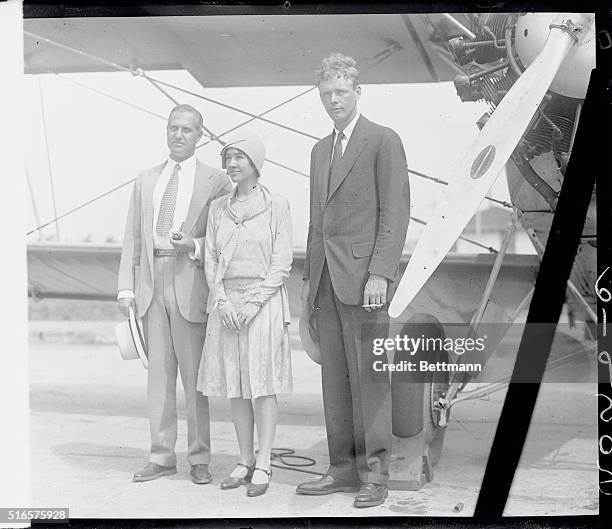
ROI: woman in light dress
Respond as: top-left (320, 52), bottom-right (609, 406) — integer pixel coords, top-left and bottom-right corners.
top-left (197, 134), bottom-right (293, 497)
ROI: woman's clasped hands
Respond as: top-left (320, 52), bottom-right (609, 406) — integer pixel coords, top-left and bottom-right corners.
top-left (219, 301), bottom-right (260, 332)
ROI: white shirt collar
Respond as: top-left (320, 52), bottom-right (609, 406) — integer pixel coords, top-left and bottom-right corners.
top-left (334, 112), bottom-right (360, 142)
top-left (166, 153), bottom-right (196, 174)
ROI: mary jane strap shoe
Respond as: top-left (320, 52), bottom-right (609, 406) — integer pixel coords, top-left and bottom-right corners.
top-left (220, 463), bottom-right (255, 490)
top-left (246, 467), bottom-right (272, 497)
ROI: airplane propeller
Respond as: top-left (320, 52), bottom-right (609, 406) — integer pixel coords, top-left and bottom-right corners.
top-left (388, 13), bottom-right (594, 318)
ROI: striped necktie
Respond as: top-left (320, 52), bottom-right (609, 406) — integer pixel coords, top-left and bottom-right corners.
top-left (156, 162), bottom-right (180, 237)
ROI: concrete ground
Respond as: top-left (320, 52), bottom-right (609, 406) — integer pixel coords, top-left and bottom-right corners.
top-left (29, 320), bottom-right (598, 518)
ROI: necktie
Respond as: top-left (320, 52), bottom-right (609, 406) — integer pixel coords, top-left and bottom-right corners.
top-left (328, 131), bottom-right (345, 198)
top-left (156, 162), bottom-right (180, 237)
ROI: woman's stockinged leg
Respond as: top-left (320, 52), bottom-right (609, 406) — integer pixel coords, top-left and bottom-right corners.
top-left (230, 397), bottom-right (255, 478)
top-left (252, 394), bottom-right (278, 484)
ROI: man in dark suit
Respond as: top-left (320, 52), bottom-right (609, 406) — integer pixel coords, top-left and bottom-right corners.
top-left (117, 104), bottom-right (232, 484)
top-left (297, 53), bottom-right (410, 508)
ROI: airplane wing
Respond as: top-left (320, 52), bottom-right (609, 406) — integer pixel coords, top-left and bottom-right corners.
top-left (23, 14), bottom-right (460, 86)
top-left (400, 253), bottom-right (537, 324)
top-left (28, 242), bottom-right (123, 301)
top-left (28, 242), bottom-right (538, 323)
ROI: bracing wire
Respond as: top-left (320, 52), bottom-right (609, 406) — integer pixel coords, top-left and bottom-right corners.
top-left (145, 76), bottom-right (179, 105)
top-left (410, 216), bottom-right (498, 254)
top-left (34, 65), bottom-right (169, 121)
top-left (27, 179), bottom-right (136, 236)
top-left (38, 77), bottom-right (60, 240)
top-left (142, 74), bottom-right (321, 140)
top-left (197, 86), bottom-right (317, 149)
top-left (195, 42), bottom-right (402, 149)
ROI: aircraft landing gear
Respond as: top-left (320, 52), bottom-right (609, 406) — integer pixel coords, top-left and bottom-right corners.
top-left (388, 315), bottom-right (449, 490)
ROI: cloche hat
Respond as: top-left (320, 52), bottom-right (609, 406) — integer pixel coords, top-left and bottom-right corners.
top-left (221, 134), bottom-right (266, 177)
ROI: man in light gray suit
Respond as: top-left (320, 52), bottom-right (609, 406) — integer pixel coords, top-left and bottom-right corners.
top-left (297, 54), bottom-right (410, 507)
top-left (117, 104), bottom-right (232, 484)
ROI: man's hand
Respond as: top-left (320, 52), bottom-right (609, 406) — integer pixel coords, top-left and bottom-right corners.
top-left (219, 302), bottom-right (241, 332)
top-left (118, 297), bottom-right (134, 318)
top-left (169, 231), bottom-right (196, 253)
top-left (363, 274), bottom-right (388, 312)
top-left (236, 302), bottom-right (260, 329)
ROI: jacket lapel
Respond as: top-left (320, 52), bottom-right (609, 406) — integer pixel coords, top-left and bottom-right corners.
top-left (143, 162), bottom-right (165, 236)
top-left (142, 162), bottom-right (165, 278)
top-left (184, 160), bottom-right (213, 233)
top-left (327, 115), bottom-right (369, 202)
top-left (317, 134), bottom-right (333, 205)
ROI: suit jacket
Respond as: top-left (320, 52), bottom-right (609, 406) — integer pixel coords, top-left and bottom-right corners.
top-left (304, 115), bottom-right (410, 306)
top-left (117, 159), bottom-right (233, 322)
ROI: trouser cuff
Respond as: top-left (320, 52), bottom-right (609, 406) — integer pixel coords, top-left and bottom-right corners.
top-left (361, 471), bottom-right (389, 485)
top-left (327, 465), bottom-right (359, 483)
top-left (188, 454), bottom-right (211, 466)
top-left (149, 454), bottom-right (177, 467)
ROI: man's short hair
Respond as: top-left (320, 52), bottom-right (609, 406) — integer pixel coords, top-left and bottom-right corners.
top-left (315, 53), bottom-right (360, 88)
top-left (168, 104), bottom-right (204, 131)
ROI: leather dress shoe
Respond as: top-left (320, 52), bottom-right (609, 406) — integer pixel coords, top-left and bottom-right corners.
top-left (353, 483), bottom-right (388, 508)
top-left (296, 474), bottom-right (360, 495)
top-left (246, 467), bottom-right (272, 497)
top-left (190, 464), bottom-right (212, 485)
top-left (132, 462), bottom-right (177, 482)
top-left (220, 463), bottom-right (255, 490)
